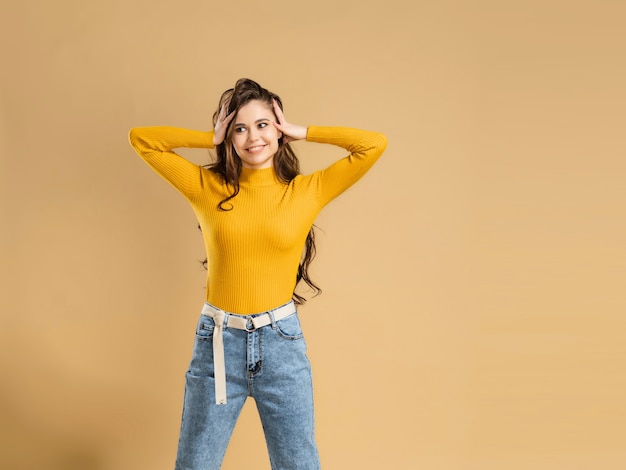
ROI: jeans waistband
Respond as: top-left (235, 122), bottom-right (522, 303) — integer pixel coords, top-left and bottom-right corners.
top-left (200, 300), bottom-right (297, 405)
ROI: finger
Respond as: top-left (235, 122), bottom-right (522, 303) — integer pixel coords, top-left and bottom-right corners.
top-left (223, 110), bottom-right (235, 124)
top-left (218, 110), bottom-right (234, 129)
top-left (272, 99), bottom-right (285, 124)
top-left (219, 100), bottom-right (231, 120)
top-left (271, 121), bottom-right (285, 141)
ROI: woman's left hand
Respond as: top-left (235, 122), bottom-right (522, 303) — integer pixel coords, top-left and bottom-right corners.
top-left (272, 99), bottom-right (307, 143)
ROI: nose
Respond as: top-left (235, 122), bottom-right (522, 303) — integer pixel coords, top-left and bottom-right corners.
top-left (247, 127), bottom-right (259, 142)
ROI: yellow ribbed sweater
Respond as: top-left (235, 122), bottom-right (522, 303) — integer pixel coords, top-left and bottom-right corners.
top-left (128, 126), bottom-right (387, 314)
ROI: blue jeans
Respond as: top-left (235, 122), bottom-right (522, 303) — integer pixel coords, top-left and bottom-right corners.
top-left (174, 302), bottom-right (320, 470)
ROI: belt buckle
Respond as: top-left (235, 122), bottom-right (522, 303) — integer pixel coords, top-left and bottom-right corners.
top-left (245, 318), bottom-right (255, 332)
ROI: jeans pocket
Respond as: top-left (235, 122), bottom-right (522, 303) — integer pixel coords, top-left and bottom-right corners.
top-left (195, 316), bottom-right (215, 341)
top-left (274, 314), bottom-right (304, 340)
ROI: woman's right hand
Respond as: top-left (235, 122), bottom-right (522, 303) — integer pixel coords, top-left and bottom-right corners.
top-left (213, 101), bottom-right (234, 146)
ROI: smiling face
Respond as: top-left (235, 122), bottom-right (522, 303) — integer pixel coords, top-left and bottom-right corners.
top-left (230, 99), bottom-right (282, 170)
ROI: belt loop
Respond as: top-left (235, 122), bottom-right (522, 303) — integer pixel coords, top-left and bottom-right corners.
top-left (267, 310), bottom-right (277, 327)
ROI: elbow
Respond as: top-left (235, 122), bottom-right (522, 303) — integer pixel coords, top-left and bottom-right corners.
top-left (128, 127), bottom-right (140, 146)
top-left (380, 132), bottom-right (388, 150)
top-left (128, 127), bottom-right (148, 152)
top-left (375, 132), bottom-right (388, 154)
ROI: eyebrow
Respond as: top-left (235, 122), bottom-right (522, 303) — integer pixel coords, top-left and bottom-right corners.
top-left (233, 118), bottom-right (271, 127)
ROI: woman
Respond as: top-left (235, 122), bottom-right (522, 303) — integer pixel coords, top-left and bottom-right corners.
top-left (129, 78), bottom-right (387, 470)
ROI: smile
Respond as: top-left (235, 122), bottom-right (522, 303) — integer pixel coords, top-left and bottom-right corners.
top-left (246, 144), bottom-right (266, 153)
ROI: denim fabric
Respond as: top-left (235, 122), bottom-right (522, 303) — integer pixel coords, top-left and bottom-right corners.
top-left (174, 303), bottom-right (320, 470)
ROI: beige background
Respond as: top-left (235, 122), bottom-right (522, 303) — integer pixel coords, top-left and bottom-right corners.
top-left (2, 0), bottom-right (625, 469)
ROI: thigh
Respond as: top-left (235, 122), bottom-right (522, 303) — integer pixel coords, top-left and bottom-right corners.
top-left (253, 315), bottom-right (320, 469)
top-left (175, 316), bottom-right (248, 470)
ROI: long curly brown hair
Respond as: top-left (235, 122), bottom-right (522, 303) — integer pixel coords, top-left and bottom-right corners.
top-left (203, 78), bottom-right (321, 305)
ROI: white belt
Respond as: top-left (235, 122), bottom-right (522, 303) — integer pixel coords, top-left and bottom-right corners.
top-left (200, 301), bottom-right (297, 405)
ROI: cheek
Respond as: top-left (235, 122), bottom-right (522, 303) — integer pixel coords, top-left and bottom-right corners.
top-left (231, 134), bottom-right (245, 150)
top-left (265, 128), bottom-right (280, 143)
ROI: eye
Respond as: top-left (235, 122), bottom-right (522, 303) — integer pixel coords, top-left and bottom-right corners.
top-left (234, 126), bottom-right (246, 133)
top-left (258, 122), bottom-right (268, 129)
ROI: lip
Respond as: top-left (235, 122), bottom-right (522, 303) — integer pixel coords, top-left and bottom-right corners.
top-left (245, 144), bottom-right (267, 153)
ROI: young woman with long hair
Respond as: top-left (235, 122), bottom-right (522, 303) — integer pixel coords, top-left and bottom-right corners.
top-left (129, 78), bottom-right (387, 469)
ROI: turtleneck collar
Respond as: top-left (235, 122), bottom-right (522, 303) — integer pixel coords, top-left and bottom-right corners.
top-left (239, 166), bottom-right (283, 186)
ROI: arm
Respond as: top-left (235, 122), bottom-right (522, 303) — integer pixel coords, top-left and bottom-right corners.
top-left (128, 103), bottom-right (233, 197)
top-left (128, 126), bottom-right (215, 198)
top-left (306, 126), bottom-right (388, 206)
top-left (271, 100), bottom-right (388, 205)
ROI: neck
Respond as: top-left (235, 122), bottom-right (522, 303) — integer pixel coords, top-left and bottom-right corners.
top-left (239, 166), bottom-right (282, 186)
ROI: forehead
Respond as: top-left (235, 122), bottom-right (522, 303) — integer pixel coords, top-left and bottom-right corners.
top-left (234, 100), bottom-right (274, 123)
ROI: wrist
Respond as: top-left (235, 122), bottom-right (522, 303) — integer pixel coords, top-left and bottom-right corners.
top-left (210, 130), bottom-right (220, 147)
top-left (293, 125), bottom-right (308, 141)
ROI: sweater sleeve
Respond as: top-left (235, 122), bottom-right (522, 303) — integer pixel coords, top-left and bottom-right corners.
top-left (305, 126), bottom-right (388, 207)
top-left (128, 126), bottom-right (216, 198)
